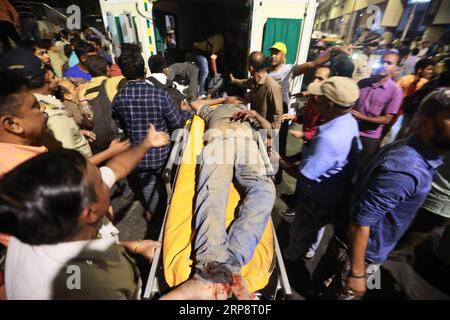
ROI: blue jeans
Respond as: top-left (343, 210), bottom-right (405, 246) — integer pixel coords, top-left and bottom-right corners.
top-left (128, 168), bottom-right (162, 213)
top-left (195, 54), bottom-right (209, 95)
top-left (194, 137), bottom-right (275, 281)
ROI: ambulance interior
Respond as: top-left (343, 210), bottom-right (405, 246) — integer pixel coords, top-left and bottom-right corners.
top-left (102, 0), bottom-right (310, 96)
top-left (153, 0), bottom-right (252, 80)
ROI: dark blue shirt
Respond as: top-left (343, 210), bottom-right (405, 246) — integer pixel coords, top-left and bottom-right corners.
top-left (351, 135), bottom-right (443, 264)
top-left (298, 112), bottom-right (362, 206)
top-left (111, 80), bottom-right (186, 171)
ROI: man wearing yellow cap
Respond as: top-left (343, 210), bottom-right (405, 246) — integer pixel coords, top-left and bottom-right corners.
top-left (231, 41), bottom-right (350, 113)
top-left (267, 42), bottom-right (350, 108)
top-left (267, 42), bottom-right (291, 107)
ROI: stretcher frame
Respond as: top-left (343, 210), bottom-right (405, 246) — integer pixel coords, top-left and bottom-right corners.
top-left (142, 119), bottom-right (292, 300)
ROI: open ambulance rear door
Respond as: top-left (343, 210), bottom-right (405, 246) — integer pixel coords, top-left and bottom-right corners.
top-left (249, 0), bottom-right (318, 105)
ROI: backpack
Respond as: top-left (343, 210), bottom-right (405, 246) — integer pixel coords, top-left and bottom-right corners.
top-left (146, 76), bottom-right (185, 109)
top-left (86, 80), bottom-right (119, 154)
top-left (207, 73), bottom-right (224, 98)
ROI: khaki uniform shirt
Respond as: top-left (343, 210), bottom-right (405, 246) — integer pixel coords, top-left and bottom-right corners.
top-left (34, 93), bottom-right (92, 157)
top-left (242, 73), bottom-right (283, 128)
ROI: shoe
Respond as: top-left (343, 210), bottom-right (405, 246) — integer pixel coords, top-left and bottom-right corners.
top-left (282, 208), bottom-right (296, 217)
top-left (304, 250), bottom-right (316, 259)
top-left (199, 94), bottom-right (207, 99)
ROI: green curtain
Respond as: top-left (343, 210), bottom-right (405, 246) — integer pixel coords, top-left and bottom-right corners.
top-left (132, 17), bottom-right (140, 44)
top-left (115, 17), bottom-right (123, 45)
top-left (154, 24), bottom-right (165, 54)
top-left (262, 18), bottom-right (302, 65)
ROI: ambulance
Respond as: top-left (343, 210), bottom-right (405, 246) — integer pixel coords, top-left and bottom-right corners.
top-left (98, 0), bottom-right (318, 101)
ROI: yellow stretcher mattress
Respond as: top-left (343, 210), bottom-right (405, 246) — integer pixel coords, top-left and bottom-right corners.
top-left (162, 115), bottom-right (274, 293)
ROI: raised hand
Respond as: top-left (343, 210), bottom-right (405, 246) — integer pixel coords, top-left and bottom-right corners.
top-left (145, 123), bottom-right (170, 148)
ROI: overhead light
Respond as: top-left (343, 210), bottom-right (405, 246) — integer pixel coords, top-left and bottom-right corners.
top-left (372, 61), bottom-right (382, 70)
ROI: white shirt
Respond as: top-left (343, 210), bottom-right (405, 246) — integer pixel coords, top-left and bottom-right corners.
top-left (268, 64), bottom-right (295, 107)
top-left (5, 233), bottom-right (118, 300)
top-left (5, 167), bottom-right (119, 300)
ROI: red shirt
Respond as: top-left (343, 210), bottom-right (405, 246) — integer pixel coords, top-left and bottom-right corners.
top-left (301, 96), bottom-right (322, 142)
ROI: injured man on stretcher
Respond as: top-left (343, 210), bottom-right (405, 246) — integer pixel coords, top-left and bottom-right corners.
top-left (160, 98), bottom-right (276, 300)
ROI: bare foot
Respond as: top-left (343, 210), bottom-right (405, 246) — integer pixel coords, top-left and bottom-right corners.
top-left (159, 277), bottom-right (231, 300)
top-left (230, 273), bottom-right (253, 300)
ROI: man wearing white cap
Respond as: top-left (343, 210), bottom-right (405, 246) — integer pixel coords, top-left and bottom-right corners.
top-left (272, 77), bottom-right (362, 261)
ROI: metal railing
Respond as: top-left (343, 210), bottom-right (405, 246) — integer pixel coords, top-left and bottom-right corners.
top-left (29, 2), bottom-right (68, 28)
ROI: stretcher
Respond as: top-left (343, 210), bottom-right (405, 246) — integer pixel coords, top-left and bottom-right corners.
top-left (143, 114), bottom-right (292, 299)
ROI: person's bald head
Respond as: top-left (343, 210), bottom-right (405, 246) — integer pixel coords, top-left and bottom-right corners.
top-left (248, 51), bottom-right (267, 73)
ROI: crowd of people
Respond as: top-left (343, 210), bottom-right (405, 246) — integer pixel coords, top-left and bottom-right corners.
top-left (0, 0), bottom-right (449, 300)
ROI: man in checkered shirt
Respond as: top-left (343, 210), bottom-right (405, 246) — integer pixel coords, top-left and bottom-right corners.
top-left (112, 46), bottom-right (189, 215)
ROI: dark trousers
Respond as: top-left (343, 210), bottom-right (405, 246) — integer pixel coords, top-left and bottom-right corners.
top-left (395, 207), bottom-right (450, 252)
top-left (0, 21), bottom-right (21, 54)
top-left (396, 114), bottom-right (415, 141)
top-left (357, 136), bottom-right (381, 178)
top-left (128, 167), bottom-right (164, 213)
top-left (168, 62), bottom-right (199, 100)
top-left (311, 235), bottom-right (381, 300)
top-left (310, 235), bottom-right (351, 299)
top-left (274, 104), bottom-right (289, 183)
top-left (284, 196), bottom-right (346, 261)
